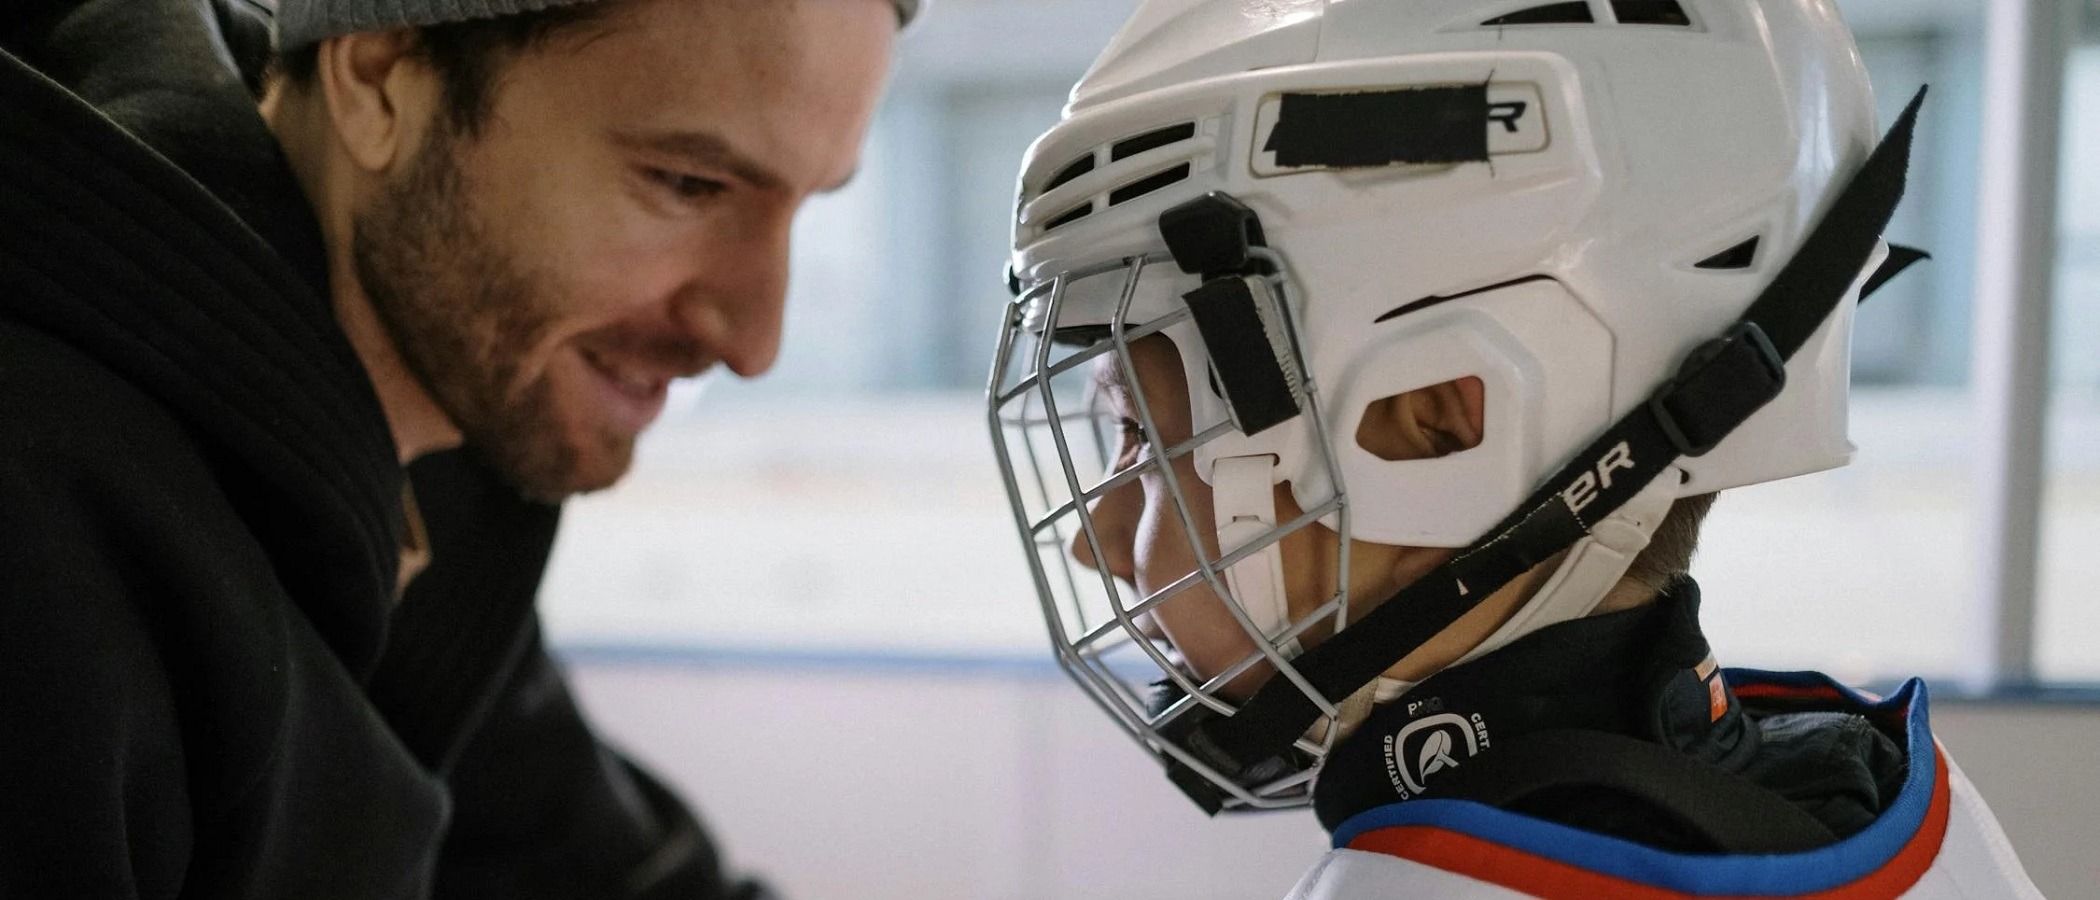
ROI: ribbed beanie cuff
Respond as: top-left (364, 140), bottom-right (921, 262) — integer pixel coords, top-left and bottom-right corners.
top-left (277, 0), bottom-right (922, 49)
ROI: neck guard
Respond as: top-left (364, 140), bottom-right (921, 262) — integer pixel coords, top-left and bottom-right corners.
top-left (1312, 578), bottom-right (1757, 833)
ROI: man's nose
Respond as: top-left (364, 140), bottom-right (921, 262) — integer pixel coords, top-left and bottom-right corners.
top-left (676, 218), bottom-right (792, 378)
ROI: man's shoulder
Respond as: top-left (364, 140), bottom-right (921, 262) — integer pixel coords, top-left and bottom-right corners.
top-left (0, 316), bottom-right (262, 715)
top-left (0, 313), bottom-right (290, 738)
top-left (0, 314), bottom-right (265, 593)
top-left (0, 316), bottom-right (213, 484)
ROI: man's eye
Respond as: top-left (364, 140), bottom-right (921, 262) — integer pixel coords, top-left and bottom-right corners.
top-left (648, 169), bottom-right (728, 200)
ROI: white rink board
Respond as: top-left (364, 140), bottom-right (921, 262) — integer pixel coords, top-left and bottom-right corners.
top-left (541, 389), bottom-right (2100, 684)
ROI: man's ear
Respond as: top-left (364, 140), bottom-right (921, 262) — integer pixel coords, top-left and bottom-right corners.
top-left (314, 29), bottom-right (438, 174)
top-left (1355, 376), bottom-right (1486, 461)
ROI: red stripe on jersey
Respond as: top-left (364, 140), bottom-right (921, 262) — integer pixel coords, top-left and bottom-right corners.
top-left (1731, 683), bottom-right (1851, 704)
top-left (1344, 746), bottom-right (1952, 899)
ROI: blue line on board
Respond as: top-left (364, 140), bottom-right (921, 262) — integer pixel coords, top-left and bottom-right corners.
top-left (553, 641), bottom-right (2100, 703)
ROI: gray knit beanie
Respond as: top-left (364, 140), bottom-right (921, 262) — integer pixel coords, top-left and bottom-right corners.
top-left (277, 0), bottom-right (921, 50)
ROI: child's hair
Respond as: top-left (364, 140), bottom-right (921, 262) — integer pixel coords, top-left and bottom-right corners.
top-left (1628, 493), bottom-right (1718, 592)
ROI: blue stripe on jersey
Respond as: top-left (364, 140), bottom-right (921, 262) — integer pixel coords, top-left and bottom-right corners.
top-left (1327, 674), bottom-right (1937, 897)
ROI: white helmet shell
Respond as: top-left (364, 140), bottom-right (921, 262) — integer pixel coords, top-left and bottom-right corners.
top-left (1010, 0), bottom-right (1879, 548)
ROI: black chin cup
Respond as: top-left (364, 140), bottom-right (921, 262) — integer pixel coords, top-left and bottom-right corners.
top-left (1157, 704), bottom-right (1310, 816)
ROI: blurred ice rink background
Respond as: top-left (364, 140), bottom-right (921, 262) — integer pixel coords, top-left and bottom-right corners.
top-left (545, 393), bottom-right (2100, 683)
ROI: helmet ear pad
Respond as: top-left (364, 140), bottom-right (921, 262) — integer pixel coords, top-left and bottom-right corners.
top-left (1295, 278), bottom-right (1615, 549)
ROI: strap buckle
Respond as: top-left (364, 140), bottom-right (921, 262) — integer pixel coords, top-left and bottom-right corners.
top-left (1646, 322), bottom-right (1788, 458)
top-left (1160, 192), bottom-right (1268, 279)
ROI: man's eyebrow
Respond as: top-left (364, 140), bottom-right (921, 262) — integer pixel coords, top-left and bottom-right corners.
top-left (612, 128), bottom-right (789, 193)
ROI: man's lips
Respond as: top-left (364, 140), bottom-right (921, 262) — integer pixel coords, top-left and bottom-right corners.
top-left (586, 351), bottom-right (667, 399)
top-left (580, 347), bottom-right (711, 396)
top-left (579, 347), bottom-right (709, 431)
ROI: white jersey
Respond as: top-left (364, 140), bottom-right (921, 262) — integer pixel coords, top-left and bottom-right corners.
top-left (1287, 673), bottom-right (2042, 900)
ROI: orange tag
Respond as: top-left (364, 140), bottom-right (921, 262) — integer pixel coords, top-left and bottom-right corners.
top-left (1707, 675), bottom-right (1729, 722)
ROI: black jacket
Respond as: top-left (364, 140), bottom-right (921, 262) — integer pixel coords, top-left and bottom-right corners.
top-left (0, 2), bottom-right (755, 896)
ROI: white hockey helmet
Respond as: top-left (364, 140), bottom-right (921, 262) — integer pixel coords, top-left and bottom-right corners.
top-left (986, 0), bottom-right (1922, 813)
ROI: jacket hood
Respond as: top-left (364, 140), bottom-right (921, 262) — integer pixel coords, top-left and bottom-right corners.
top-left (0, 0), bottom-right (404, 674)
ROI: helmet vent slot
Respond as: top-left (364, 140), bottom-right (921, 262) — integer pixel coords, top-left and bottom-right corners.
top-left (1109, 163), bottom-right (1192, 207)
top-left (1044, 204), bottom-right (1094, 230)
top-left (1032, 122), bottom-right (1202, 232)
top-left (1481, 3), bottom-right (1594, 26)
top-left (1045, 155), bottom-right (1097, 192)
top-left (1112, 122), bottom-right (1197, 161)
top-left (1695, 236), bottom-right (1762, 270)
top-left (1611, 0), bottom-right (1692, 25)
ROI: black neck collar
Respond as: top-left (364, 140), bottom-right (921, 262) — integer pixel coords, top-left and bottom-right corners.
top-left (1312, 577), bottom-right (1759, 832)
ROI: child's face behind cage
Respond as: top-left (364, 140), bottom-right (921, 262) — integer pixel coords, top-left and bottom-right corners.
top-left (1068, 334), bottom-right (1486, 698)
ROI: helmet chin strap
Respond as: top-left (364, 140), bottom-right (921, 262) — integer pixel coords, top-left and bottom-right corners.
top-left (1210, 455), bottom-right (1302, 659)
top-left (1212, 457), bottom-right (1681, 744)
top-left (1322, 472), bottom-right (1678, 742)
top-left (1302, 473), bottom-right (1677, 744)
top-left (1214, 453), bottom-right (1404, 744)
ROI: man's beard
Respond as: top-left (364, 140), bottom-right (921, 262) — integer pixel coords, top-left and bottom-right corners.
top-left (351, 123), bottom-right (630, 503)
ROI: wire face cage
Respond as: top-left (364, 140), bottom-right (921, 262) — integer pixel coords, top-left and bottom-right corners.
top-left (986, 250), bottom-right (1355, 812)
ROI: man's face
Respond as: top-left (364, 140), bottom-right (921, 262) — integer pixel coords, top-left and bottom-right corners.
top-left (355, 0), bottom-right (893, 500)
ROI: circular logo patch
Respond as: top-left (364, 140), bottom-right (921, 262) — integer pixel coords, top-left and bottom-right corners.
top-left (1382, 712), bottom-right (1491, 798)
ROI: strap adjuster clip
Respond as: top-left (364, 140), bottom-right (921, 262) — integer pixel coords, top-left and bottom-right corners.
top-left (1160, 192), bottom-right (1269, 279)
top-left (1647, 322), bottom-right (1787, 458)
